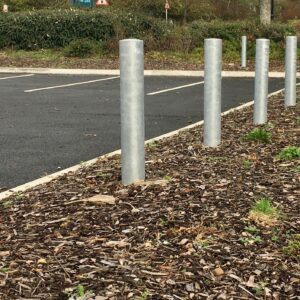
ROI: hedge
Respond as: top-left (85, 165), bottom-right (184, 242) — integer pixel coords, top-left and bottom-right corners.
top-left (0, 10), bottom-right (167, 50)
top-left (157, 20), bottom-right (297, 56)
top-left (0, 10), bottom-right (296, 54)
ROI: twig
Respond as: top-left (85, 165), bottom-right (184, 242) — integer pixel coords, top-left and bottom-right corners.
top-left (238, 284), bottom-right (260, 300)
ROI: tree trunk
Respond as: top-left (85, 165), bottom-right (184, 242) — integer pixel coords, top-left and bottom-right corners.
top-left (260, 0), bottom-right (271, 25)
top-left (183, 0), bottom-right (189, 24)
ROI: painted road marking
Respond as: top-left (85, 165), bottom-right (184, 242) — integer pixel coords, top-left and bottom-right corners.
top-left (0, 74), bottom-right (35, 80)
top-left (147, 81), bottom-right (204, 95)
top-left (24, 76), bottom-right (120, 93)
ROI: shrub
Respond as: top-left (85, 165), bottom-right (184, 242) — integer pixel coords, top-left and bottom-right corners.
top-left (63, 38), bottom-right (103, 58)
top-left (187, 20), bottom-right (296, 57)
top-left (0, 9), bottom-right (167, 50)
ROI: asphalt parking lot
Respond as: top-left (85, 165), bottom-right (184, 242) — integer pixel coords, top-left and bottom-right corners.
top-left (0, 73), bottom-right (287, 189)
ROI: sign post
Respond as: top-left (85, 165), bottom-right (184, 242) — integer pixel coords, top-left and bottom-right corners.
top-left (165, 1), bottom-right (170, 23)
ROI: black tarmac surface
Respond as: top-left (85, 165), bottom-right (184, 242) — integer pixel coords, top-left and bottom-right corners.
top-left (0, 74), bottom-right (286, 189)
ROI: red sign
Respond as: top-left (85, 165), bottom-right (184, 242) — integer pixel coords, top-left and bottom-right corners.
top-left (165, 1), bottom-right (170, 10)
top-left (96, 0), bottom-right (110, 6)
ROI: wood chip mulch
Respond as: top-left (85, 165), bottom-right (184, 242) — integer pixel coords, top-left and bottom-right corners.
top-left (0, 89), bottom-right (299, 300)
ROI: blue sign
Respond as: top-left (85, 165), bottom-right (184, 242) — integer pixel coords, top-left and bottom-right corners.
top-left (72, 0), bottom-right (94, 8)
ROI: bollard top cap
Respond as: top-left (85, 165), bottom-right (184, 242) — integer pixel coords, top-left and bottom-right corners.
top-left (119, 39), bottom-right (143, 43)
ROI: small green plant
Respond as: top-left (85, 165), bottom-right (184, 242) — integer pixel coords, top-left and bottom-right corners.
top-left (251, 198), bottom-right (278, 216)
top-left (271, 235), bottom-right (279, 242)
top-left (136, 290), bottom-right (150, 300)
top-left (243, 159), bottom-right (251, 168)
top-left (296, 117), bottom-right (300, 125)
top-left (244, 128), bottom-right (272, 143)
top-left (1, 267), bottom-right (8, 273)
top-left (283, 234), bottom-right (300, 257)
top-left (239, 235), bottom-right (262, 245)
top-left (67, 284), bottom-right (94, 300)
top-left (253, 282), bottom-right (268, 296)
top-left (249, 198), bottom-right (279, 226)
top-left (76, 285), bottom-right (85, 297)
top-left (15, 192), bottom-right (23, 201)
top-left (244, 225), bottom-right (260, 234)
top-left (147, 140), bottom-right (158, 149)
top-left (163, 175), bottom-right (172, 181)
top-left (277, 146), bottom-right (300, 160)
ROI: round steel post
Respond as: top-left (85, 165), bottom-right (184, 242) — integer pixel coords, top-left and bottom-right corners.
top-left (119, 39), bottom-right (145, 185)
top-left (241, 36), bottom-right (247, 68)
top-left (285, 36), bottom-right (297, 107)
top-left (254, 39), bottom-right (270, 125)
top-left (204, 38), bottom-right (222, 147)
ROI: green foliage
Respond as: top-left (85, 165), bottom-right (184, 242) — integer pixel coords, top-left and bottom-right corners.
top-left (277, 146), bottom-right (300, 160)
top-left (64, 38), bottom-right (103, 58)
top-left (244, 225), bottom-right (260, 234)
top-left (163, 175), bottom-right (172, 182)
top-left (76, 284), bottom-right (85, 297)
top-left (251, 198), bottom-right (278, 216)
top-left (244, 128), bottom-right (272, 143)
top-left (283, 234), bottom-right (300, 257)
top-left (188, 20), bottom-right (295, 49)
top-left (240, 235), bottom-right (262, 245)
top-left (0, 9), bottom-right (167, 50)
top-left (243, 160), bottom-right (252, 168)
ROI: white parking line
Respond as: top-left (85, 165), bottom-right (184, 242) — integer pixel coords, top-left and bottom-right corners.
top-left (0, 74), bottom-right (35, 80)
top-left (24, 76), bottom-right (120, 93)
top-left (147, 81), bottom-right (204, 95)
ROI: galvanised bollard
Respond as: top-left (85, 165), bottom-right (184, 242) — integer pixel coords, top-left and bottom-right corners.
top-left (254, 39), bottom-right (270, 125)
top-left (241, 36), bottom-right (247, 68)
top-left (204, 38), bottom-right (222, 147)
top-left (285, 36), bottom-right (297, 107)
top-left (119, 39), bottom-right (145, 185)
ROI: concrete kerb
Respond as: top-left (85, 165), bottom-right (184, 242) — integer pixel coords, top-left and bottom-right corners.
top-left (0, 67), bottom-right (299, 78)
top-left (0, 86), bottom-right (291, 201)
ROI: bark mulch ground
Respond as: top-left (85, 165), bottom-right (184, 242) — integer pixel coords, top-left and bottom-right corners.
top-left (0, 90), bottom-right (299, 300)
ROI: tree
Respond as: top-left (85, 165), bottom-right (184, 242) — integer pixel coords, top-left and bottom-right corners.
top-left (260, 0), bottom-right (271, 25)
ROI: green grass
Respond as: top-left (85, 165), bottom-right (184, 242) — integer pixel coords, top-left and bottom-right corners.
top-left (5, 49), bottom-right (63, 60)
top-left (244, 128), bottom-right (272, 143)
top-left (251, 198), bottom-right (278, 216)
top-left (277, 146), bottom-right (300, 160)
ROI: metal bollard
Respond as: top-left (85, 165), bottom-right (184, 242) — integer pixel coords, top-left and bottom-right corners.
top-left (119, 39), bottom-right (145, 185)
top-left (204, 38), bottom-right (222, 147)
top-left (254, 39), bottom-right (270, 125)
top-left (241, 36), bottom-right (247, 68)
top-left (285, 36), bottom-right (297, 107)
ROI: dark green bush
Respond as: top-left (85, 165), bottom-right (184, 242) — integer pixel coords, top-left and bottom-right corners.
top-left (63, 38), bottom-right (103, 58)
top-left (188, 20), bottom-right (296, 48)
top-left (0, 9), bottom-right (167, 50)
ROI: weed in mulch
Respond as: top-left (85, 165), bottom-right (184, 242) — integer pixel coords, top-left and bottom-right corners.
top-left (244, 127), bottom-right (272, 143)
top-left (277, 146), bottom-right (300, 160)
